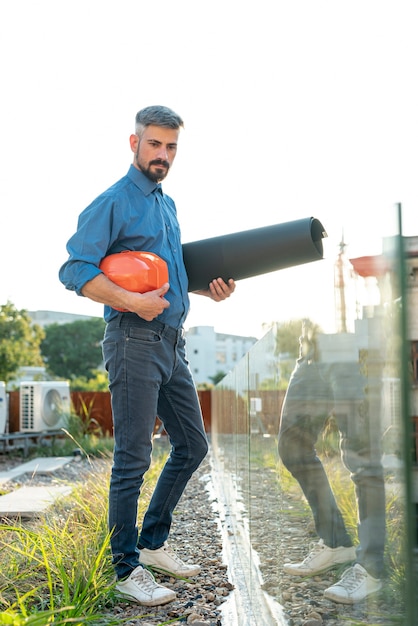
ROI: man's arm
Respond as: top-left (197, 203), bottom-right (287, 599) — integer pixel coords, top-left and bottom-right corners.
top-left (81, 273), bottom-right (170, 321)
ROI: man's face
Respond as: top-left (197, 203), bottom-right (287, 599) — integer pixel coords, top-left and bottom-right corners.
top-left (130, 125), bottom-right (180, 182)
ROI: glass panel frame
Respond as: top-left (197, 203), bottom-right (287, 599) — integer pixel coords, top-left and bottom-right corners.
top-left (210, 204), bottom-right (416, 625)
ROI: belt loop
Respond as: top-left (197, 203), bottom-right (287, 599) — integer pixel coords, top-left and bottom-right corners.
top-left (117, 313), bottom-right (124, 328)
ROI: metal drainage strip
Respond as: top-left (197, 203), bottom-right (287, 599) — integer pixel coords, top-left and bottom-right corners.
top-left (207, 452), bottom-right (287, 626)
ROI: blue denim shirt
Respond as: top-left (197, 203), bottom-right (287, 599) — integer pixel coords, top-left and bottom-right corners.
top-left (59, 165), bottom-right (190, 327)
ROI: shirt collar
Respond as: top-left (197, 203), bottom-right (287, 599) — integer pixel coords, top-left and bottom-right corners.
top-left (127, 164), bottom-right (161, 197)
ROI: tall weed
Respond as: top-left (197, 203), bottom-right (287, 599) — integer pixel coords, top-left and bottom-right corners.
top-left (0, 444), bottom-right (169, 624)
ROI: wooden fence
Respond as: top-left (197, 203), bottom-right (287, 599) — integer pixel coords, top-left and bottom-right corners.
top-left (7, 389), bottom-right (212, 435)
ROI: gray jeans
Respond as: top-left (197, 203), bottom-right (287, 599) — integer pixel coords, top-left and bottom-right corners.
top-left (103, 314), bottom-right (208, 579)
top-left (278, 358), bottom-right (385, 578)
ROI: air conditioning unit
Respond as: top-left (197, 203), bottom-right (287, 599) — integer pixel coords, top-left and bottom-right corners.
top-left (19, 381), bottom-right (70, 432)
top-left (0, 381), bottom-right (6, 434)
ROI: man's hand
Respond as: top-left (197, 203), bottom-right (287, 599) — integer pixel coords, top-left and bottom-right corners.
top-left (126, 283), bottom-right (170, 320)
top-left (193, 278), bottom-right (236, 301)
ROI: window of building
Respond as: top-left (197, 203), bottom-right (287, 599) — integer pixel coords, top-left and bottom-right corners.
top-left (216, 352), bottom-right (226, 364)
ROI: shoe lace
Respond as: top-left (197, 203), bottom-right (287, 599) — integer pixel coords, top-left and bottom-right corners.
top-left (304, 540), bottom-right (326, 562)
top-left (131, 567), bottom-right (158, 592)
top-left (162, 543), bottom-right (186, 566)
top-left (338, 565), bottom-right (366, 590)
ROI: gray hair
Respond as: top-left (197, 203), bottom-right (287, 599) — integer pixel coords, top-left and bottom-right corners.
top-left (135, 105), bottom-right (184, 135)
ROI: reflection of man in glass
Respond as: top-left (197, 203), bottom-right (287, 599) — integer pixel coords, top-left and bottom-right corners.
top-left (278, 319), bottom-right (385, 604)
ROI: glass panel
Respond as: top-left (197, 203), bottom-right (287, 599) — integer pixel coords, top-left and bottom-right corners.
top-left (210, 205), bottom-right (416, 625)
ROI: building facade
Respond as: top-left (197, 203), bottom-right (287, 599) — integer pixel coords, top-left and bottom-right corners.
top-left (185, 325), bottom-right (258, 386)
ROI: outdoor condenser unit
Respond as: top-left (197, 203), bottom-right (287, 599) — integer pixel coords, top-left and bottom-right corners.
top-left (19, 381), bottom-right (70, 432)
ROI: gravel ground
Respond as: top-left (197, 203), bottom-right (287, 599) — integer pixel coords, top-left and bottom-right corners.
top-left (0, 449), bottom-right (232, 626)
top-left (243, 464), bottom-right (407, 626)
top-left (0, 446), bottom-right (409, 625)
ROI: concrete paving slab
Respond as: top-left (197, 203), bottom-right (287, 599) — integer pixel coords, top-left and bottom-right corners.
top-left (0, 456), bottom-right (74, 485)
top-left (0, 485), bottom-right (73, 518)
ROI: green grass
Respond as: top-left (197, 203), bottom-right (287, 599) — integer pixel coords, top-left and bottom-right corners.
top-left (0, 444), bottom-right (169, 625)
top-left (56, 408), bottom-right (115, 458)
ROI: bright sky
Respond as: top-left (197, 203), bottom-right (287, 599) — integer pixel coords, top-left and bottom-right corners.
top-left (1, 1), bottom-right (416, 338)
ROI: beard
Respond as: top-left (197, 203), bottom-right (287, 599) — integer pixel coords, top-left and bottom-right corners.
top-left (135, 153), bottom-right (170, 182)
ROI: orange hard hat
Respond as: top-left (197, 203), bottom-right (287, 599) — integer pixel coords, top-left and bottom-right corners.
top-left (99, 250), bottom-right (169, 310)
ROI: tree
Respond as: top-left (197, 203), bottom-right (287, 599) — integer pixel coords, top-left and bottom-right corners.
top-left (41, 318), bottom-right (106, 380)
top-left (274, 318), bottom-right (322, 359)
top-left (209, 370), bottom-right (228, 386)
top-left (70, 370), bottom-right (109, 391)
top-left (0, 301), bottom-right (45, 383)
top-left (271, 318), bottom-right (323, 389)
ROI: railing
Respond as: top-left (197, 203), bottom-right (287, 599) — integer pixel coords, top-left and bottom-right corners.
top-left (209, 208), bottom-right (418, 625)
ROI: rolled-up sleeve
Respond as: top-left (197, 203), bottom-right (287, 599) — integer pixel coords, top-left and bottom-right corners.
top-left (59, 194), bottom-right (117, 296)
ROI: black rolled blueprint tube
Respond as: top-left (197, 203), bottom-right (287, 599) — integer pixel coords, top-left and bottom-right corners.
top-left (182, 216), bottom-right (328, 292)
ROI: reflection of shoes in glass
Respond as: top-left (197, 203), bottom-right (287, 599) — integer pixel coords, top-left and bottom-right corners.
top-left (324, 564), bottom-right (382, 604)
top-left (115, 566), bottom-right (176, 606)
top-left (283, 539), bottom-right (356, 576)
top-left (139, 542), bottom-right (200, 577)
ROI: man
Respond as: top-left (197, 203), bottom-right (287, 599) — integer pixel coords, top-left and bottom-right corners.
top-left (59, 105), bottom-right (235, 607)
top-left (278, 319), bottom-right (385, 604)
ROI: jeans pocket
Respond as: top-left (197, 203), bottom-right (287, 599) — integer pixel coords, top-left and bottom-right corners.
top-left (127, 327), bottom-right (162, 343)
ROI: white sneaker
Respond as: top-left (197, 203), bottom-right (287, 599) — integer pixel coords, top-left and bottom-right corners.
top-left (115, 566), bottom-right (176, 606)
top-left (139, 542), bottom-right (200, 578)
top-left (324, 563), bottom-right (382, 604)
top-left (283, 539), bottom-right (356, 576)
